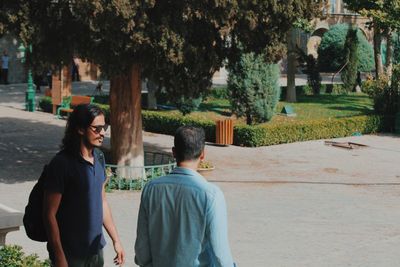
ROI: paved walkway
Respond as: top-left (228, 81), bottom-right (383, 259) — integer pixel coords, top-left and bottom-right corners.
top-left (1, 83), bottom-right (400, 266)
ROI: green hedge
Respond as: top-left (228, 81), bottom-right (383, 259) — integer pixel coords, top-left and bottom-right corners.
top-left (38, 96), bottom-right (52, 113)
top-left (43, 99), bottom-right (387, 147)
top-left (234, 115), bottom-right (386, 147)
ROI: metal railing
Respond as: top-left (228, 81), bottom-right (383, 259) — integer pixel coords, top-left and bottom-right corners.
top-left (105, 152), bottom-right (176, 191)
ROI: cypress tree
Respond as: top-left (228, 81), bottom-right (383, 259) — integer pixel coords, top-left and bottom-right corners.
top-left (342, 27), bottom-right (359, 92)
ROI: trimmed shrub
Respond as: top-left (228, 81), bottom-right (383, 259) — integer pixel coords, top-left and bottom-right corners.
top-left (38, 96), bottom-right (52, 113)
top-left (44, 100), bottom-right (387, 147)
top-left (91, 95), bottom-right (109, 105)
top-left (95, 105), bottom-right (386, 147)
top-left (142, 110), bottom-right (216, 142)
top-left (234, 115), bottom-right (386, 147)
top-left (228, 53), bottom-right (280, 125)
top-left (318, 24), bottom-right (374, 72)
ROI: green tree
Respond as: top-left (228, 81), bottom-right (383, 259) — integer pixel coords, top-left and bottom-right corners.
top-left (3, 0), bottom-right (321, 168)
top-left (341, 27), bottom-right (359, 92)
top-left (317, 24), bottom-right (374, 72)
top-left (228, 53), bottom-right (280, 125)
top-left (344, 0), bottom-right (400, 79)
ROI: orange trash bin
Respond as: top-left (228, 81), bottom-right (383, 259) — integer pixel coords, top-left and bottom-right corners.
top-left (215, 119), bottom-right (233, 145)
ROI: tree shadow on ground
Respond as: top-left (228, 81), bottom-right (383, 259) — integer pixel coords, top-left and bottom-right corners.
top-left (0, 117), bottom-right (64, 184)
top-left (296, 94), bottom-right (371, 105)
top-left (326, 105), bottom-right (374, 114)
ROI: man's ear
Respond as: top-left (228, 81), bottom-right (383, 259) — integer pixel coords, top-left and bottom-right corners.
top-left (199, 150), bottom-right (205, 161)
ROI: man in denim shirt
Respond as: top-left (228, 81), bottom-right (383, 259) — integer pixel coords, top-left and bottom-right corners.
top-left (135, 126), bottom-right (235, 267)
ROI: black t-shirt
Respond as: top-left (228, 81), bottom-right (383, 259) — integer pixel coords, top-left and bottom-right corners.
top-left (44, 150), bottom-right (106, 257)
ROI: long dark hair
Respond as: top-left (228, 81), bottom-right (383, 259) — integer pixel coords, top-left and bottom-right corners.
top-left (61, 104), bottom-right (104, 156)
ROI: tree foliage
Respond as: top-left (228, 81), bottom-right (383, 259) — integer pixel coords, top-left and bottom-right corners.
top-left (344, 0), bottom-right (400, 78)
top-left (344, 0), bottom-right (400, 31)
top-left (317, 23), bottom-right (374, 72)
top-left (341, 27), bottom-right (359, 91)
top-left (227, 53), bottom-right (280, 125)
top-left (3, 0), bottom-right (322, 99)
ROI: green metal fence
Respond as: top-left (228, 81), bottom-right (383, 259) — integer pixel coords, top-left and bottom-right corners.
top-left (105, 152), bottom-right (176, 191)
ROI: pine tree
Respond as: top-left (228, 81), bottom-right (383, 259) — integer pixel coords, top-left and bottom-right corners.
top-left (228, 53), bottom-right (280, 125)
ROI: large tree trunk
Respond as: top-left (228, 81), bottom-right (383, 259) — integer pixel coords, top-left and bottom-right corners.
top-left (373, 28), bottom-right (384, 80)
top-left (110, 64), bottom-right (144, 179)
top-left (286, 28), bottom-right (297, 102)
top-left (386, 31), bottom-right (393, 79)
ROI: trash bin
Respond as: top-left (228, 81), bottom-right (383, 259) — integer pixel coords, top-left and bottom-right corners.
top-left (216, 119), bottom-right (233, 145)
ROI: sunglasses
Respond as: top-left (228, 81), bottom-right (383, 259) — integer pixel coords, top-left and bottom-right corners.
top-left (89, 124), bottom-right (109, 134)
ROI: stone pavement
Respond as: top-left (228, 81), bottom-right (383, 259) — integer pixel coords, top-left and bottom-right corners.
top-left (1, 83), bottom-right (400, 266)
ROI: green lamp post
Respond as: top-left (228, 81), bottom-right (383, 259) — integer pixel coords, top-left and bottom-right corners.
top-left (18, 43), bottom-right (35, 112)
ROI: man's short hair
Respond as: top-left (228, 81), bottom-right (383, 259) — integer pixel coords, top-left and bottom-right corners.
top-left (174, 126), bottom-right (205, 162)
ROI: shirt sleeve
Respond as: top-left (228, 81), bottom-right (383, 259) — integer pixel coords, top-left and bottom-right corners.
top-left (43, 155), bottom-right (67, 194)
top-left (134, 186), bottom-right (152, 267)
top-left (206, 188), bottom-right (235, 267)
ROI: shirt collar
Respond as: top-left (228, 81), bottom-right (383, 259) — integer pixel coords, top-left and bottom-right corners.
top-left (171, 167), bottom-right (205, 181)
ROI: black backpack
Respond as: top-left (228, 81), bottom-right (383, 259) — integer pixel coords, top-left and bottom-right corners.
top-left (23, 165), bottom-right (48, 242)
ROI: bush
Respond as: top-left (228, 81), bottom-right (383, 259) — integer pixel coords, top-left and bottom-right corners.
top-left (98, 105), bottom-right (386, 147)
top-left (42, 99), bottom-right (388, 147)
top-left (234, 115), bottom-right (387, 147)
top-left (142, 110), bottom-right (216, 142)
top-left (91, 95), bottom-right (109, 105)
top-left (209, 86), bottom-right (228, 99)
top-left (363, 65), bottom-right (400, 118)
top-left (318, 24), bottom-right (374, 72)
top-left (38, 96), bottom-right (52, 113)
top-left (331, 84), bottom-right (348, 95)
top-left (0, 245), bottom-right (50, 267)
top-left (228, 53), bottom-right (280, 124)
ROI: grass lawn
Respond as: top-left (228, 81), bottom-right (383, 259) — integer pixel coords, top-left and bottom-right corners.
top-left (155, 93), bottom-right (374, 126)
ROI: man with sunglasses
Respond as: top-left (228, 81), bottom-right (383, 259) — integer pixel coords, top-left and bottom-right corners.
top-left (43, 104), bottom-right (125, 267)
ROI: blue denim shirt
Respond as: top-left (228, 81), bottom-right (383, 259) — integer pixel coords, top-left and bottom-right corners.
top-left (135, 167), bottom-right (235, 267)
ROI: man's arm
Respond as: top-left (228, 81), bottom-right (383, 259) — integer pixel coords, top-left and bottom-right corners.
top-left (43, 191), bottom-right (68, 267)
top-left (102, 185), bottom-right (125, 266)
top-left (207, 189), bottom-right (235, 267)
top-left (134, 189), bottom-right (152, 267)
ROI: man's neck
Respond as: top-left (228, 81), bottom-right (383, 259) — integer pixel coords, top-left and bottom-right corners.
top-left (80, 143), bottom-right (94, 163)
top-left (177, 160), bottom-right (199, 171)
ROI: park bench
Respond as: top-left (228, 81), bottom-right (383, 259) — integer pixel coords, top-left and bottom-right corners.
top-left (56, 95), bottom-right (93, 118)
